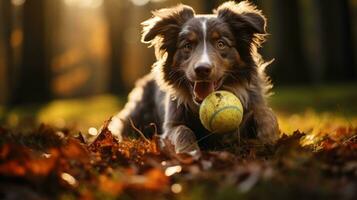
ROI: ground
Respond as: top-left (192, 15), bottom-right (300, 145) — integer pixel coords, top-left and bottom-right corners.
top-left (0, 84), bottom-right (356, 200)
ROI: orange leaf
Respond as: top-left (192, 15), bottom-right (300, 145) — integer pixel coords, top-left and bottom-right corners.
top-left (99, 175), bottom-right (124, 196)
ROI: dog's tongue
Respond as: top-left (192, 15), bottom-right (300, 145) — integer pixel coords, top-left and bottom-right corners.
top-left (193, 82), bottom-right (214, 102)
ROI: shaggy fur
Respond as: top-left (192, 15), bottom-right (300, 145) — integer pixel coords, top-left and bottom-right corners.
top-left (108, 1), bottom-right (280, 155)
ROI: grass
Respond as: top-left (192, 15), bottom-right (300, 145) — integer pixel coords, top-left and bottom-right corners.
top-left (270, 83), bottom-right (357, 115)
top-left (1, 95), bottom-right (123, 133)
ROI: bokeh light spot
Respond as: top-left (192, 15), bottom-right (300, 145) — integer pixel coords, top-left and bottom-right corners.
top-left (165, 165), bottom-right (182, 176)
top-left (61, 172), bottom-right (77, 186)
top-left (131, 0), bottom-right (150, 6)
top-left (171, 183), bottom-right (182, 193)
top-left (11, 0), bottom-right (26, 6)
top-left (88, 127), bottom-right (98, 136)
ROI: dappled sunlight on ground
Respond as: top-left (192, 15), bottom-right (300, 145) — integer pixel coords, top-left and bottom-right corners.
top-left (37, 95), bottom-right (122, 130)
top-left (2, 95), bottom-right (122, 133)
top-left (278, 110), bottom-right (356, 134)
top-left (277, 110), bottom-right (357, 146)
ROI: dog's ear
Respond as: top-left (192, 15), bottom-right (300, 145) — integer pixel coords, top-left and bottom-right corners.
top-left (216, 1), bottom-right (267, 64)
top-left (216, 1), bottom-right (267, 39)
top-left (141, 5), bottom-right (195, 44)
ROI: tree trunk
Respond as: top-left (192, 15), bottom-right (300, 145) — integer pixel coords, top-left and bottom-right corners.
top-left (104, 0), bottom-right (128, 94)
top-left (298, 0), bottom-right (325, 84)
top-left (315, 0), bottom-right (355, 82)
top-left (269, 0), bottom-right (309, 85)
top-left (0, 0), bottom-right (13, 105)
top-left (202, 0), bottom-right (216, 13)
top-left (13, 0), bottom-right (51, 104)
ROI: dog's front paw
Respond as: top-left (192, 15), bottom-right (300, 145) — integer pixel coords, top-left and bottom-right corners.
top-left (174, 126), bottom-right (200, 155)
top-left (165, 125), bottom-right (200, 156)
top-left (255, 109), bottom-right (280, 144)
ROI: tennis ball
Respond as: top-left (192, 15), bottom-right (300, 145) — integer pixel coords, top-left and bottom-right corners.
top-left (199, 91), bottom-right (243, 133)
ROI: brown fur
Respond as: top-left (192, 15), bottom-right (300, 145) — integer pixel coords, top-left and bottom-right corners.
top-left (108, 1), bottom-right (280, 155)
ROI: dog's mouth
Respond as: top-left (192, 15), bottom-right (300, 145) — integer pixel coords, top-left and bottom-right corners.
top-left (192, 79), bottom-right (223, 104)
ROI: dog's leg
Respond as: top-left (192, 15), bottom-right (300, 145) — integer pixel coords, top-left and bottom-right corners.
top-left (253, 106), bottom-right (280, 144)
top-left (240, 86), bottom-right (279, 144)
top-left (161, 96), bottom-right (200, 155)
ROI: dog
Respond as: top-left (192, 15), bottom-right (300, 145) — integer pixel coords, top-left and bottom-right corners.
top-left (108, 1), bottom-right (280, 156)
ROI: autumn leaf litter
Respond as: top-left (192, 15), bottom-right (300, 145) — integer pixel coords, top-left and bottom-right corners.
top-left (0, 119), bottom-right (356, 200)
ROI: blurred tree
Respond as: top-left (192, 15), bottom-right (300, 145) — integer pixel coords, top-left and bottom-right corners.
top-left (315, 0), bottom-right (356, 82)
top-left (202, 0), bottom-right (216, 13)
top-left (104, 0), bottom-right (129, 94)
top-left (0, 0), bottom-right (12, 105)
top-left (298, 0), bottom-right (325, 84)
top-left (13, 0), bottom-right (50, 104)
top-left (350, 0), bottom-right (357, 76)
top-left (269, 0), bottom-right (309, 84)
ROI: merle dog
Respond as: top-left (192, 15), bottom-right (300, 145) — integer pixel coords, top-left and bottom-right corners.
top-left (108, 1), bottom-right (279, 156)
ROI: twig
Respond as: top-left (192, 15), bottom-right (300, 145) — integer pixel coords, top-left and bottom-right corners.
top-left (149, 123), bottom-right (158, 137)
top-left (129, 119), bottom-right (151, 143)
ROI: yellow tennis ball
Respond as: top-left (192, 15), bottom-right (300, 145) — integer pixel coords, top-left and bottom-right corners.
top-left (199, 91), bottom-right (243, 133)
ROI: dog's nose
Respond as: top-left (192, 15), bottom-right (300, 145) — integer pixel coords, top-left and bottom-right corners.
top-left (194, 63), bottom-right (212, 78)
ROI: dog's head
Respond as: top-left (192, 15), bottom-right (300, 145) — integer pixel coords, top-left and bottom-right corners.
top-left (142, 1), bottom-right (267, 106)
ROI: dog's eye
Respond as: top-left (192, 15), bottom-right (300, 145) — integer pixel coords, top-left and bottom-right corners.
top-left (216, 40), bottom-right (226, 50)
top-left (183, 43), bottom-right (192, 51)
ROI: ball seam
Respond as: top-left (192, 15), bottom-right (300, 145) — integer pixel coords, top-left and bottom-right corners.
top-left (208, 106), bottom-right (243, 132)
